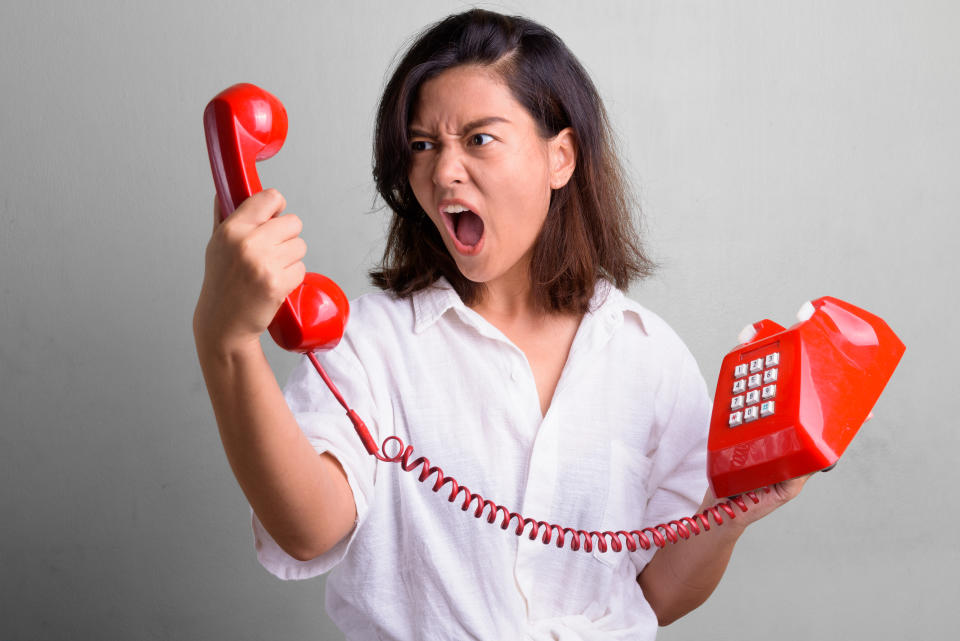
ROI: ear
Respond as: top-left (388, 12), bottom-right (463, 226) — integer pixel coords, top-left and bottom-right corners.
top-left (548, 127), bottom-right (577, 190)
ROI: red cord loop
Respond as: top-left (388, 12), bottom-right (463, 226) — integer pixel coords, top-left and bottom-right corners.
top-left (307, 351), bottom-right (764, 554)
top-left (370, 431), bottom-right (761, 554)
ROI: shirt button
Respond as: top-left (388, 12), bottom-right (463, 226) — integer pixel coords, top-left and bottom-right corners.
top-left (511, 367), bottom-right (521, 381)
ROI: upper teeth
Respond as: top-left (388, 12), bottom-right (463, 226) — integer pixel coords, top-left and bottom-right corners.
top-left (442, 204), bottom-right (469, 214)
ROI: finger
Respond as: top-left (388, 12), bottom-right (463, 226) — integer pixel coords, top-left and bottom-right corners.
top-left (279, 260), bottom-right (307, 294)
top-left (230, 188), bottom-right (287, 227)
top-left (274, 236), bottom-right (308, 269)
top-left (768, 474), bottom-right (811, 502)
top-left (258, 212), bottom-right (304, 244)
top-left (787, 473), bottom-right (814, 493)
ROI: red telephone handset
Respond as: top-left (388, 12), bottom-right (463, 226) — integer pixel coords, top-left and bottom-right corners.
top-left (708, 297), bottom-right (905, 498)
top-left (203, 83), bottom-right (349, 353)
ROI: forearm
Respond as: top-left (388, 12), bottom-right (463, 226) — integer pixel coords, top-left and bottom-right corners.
top-left (195, 337), bottom-right (355, 560)
top-left (636, 502), bottom-right (747, 626)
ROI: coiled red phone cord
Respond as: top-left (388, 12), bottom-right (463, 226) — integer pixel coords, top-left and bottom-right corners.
top-left (307, 352), bottom-right (763, 554)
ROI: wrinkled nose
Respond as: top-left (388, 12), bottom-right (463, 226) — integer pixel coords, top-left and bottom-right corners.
top-left (432, 146), bottom-right (467, 187)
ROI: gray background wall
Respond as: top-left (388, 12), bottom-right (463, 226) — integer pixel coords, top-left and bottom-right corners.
top-left (1, 0), bottom-right (955, 638)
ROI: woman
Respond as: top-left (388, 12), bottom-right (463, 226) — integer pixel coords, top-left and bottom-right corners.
top-left (193, 8), bottom-right (807, 640)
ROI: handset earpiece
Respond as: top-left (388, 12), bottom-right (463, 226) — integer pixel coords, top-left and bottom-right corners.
top-left (203, 83), bottom-right (348, 353)
top-left (204, 83), bottom-right (288, 219)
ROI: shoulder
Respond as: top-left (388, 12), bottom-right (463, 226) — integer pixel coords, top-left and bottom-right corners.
top-left (344, 288), bottom-right (413, 329)
top-left (327, 288), bottom-right (416, 362)
top-left (604, 285), bottom-right (698, 369)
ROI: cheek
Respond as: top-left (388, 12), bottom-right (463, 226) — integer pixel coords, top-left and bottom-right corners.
top-left (498, 153), bottom-right (552, 224)
top-left (407, 167), bottom-right (432, 213)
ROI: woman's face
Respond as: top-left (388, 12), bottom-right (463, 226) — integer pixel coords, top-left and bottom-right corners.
top-left (407, 65), bottom-right (574, 292)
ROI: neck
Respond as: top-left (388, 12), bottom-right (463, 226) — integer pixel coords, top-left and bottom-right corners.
top-left (469, 263), bottom-right (537, 325)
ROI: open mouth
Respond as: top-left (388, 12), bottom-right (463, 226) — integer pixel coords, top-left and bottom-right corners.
top-left (440, 206), bottom-right (485, 254)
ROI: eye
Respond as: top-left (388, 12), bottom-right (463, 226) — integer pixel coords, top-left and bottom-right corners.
top-left (469, 133), bottom-right (494, 146)
top-left (411, 140), bottom-right (434, 152)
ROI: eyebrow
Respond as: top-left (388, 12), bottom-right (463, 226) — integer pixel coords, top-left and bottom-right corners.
top-left (408, 116), bottom-right (511, 138)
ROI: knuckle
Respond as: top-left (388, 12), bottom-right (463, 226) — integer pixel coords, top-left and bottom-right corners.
top-left (220, 223), bottom-right (242, 245)
top-left (289, 262), bottom-right (307, 287)
top-left (263, 188), bottom-right (285, 208)
top-left (236, 235), bottom-right (256, 258)
top-left (264, 273), bottom-right (282, 296)
top-left (253, 265), bottom-right (282, 297)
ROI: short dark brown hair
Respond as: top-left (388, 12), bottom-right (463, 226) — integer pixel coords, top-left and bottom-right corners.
top-left (369, 8), bottom-right (655, 314)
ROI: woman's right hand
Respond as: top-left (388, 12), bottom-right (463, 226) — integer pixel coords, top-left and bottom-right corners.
top-left (193, 189), bottom-right (307, 355)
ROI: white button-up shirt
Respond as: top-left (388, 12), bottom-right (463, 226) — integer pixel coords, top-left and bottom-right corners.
top-left (252, 276), bottom-right (711, 640)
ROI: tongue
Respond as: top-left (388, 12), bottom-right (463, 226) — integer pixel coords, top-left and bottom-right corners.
top-left (455, 211), bottom-right (484, 246)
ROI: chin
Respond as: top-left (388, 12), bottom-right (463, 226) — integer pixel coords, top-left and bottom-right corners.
top-left (451, 265), bottom-right (491, 285)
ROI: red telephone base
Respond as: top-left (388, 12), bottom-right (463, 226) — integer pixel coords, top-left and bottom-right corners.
top-left (708, 297), bottom-right (904, 498)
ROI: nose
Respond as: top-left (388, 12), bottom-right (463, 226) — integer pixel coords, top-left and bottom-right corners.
top-left (432, 144), bottom-right (467, 187)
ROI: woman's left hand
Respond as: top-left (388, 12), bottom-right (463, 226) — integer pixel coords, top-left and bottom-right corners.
top-left (702, 410), bottom-right (874, 529)
top-left (696, 473), bottom-right (813, 532)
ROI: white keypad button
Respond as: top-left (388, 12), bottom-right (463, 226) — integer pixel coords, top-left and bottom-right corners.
top-left (729, 411), bottom-right (743, 427)
top-left (733, 379), bottom-right (747, 394)
top-left (760, 401), bottom-right (775, 417)
top-left (748, 374), bottom-right (762, 389)
top-left (765, 352), bottom-right (780, 367)
top-left (744, 406), bottom-right (759, 422)
top-left (734, 364), bottom-right (748, 378)
top-left (750, 358), bottom-right (764, 373)
top-left (763, 368), bottom-right (778, 384)
top-left (762, 384), bottom-right (777, 400)
top-left (731, 395), bottom-right (745, 410)
top-left (746, 390), bottom-right (760, 405)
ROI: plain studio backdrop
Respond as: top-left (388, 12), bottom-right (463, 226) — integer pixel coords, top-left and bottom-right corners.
top-left (1, 1), bottom-right (956, 639)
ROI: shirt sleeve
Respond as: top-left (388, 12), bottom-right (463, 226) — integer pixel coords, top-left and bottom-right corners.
top-left (630, 348), bottom-right (711, 570)
top-left (251, 339), bottom-right (381, 581)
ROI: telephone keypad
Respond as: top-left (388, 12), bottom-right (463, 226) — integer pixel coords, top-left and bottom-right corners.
top-left (729, 350), bottom-right (780, 428)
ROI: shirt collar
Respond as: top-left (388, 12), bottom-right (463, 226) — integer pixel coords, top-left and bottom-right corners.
top-left (411, 275), bottom-right (648, 337)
